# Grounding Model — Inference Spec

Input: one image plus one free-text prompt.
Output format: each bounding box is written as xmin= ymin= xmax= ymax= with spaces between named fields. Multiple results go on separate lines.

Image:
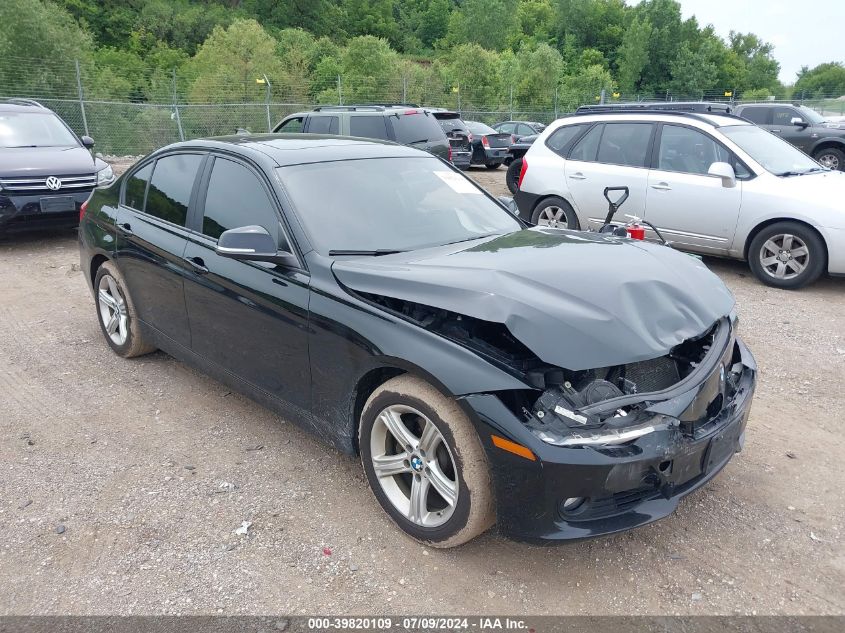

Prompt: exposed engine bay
xmin=359 ymin=292 xmax=740 ymax=443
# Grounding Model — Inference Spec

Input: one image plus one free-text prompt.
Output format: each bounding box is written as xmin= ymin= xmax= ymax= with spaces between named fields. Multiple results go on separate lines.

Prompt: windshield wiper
xmin=776 ymin=167 xmax=827 ymax=177
xmin=441 ymin=233 xmax=502 ymax=247
xmin=328 ymin=249 xmax=406 ymax=256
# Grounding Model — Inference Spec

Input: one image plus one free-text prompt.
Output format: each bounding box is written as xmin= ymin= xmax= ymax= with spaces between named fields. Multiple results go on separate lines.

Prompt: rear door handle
xmin=184 ymin=256 xmax=209 ymax=274
xmin=651 ymin=182 xmax=672 ymax=191
xmin=569 ymin=172 xmax=587 ymax=180
xmin=118 ymin=222 xmax=133 ymax=235
xmin=771 ymin=129 xmax=782 ymax=133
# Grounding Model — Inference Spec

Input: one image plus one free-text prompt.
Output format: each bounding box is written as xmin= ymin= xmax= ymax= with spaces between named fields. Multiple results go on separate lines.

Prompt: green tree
xmin=729 ymin=31 xmax=781 ymax=92
xmin=616 ymin=16 xmax=652 ymax=94
xmin=631 ymin=0 xmax=683 ymax=91
xmin=514 ymin=43 xmax=565 ymax=108
xmin=668 ymin=40 xmax=719 ymax=97
xmin=445 ymin=0 xmax=518 ymax=52
xmin=440 ymin=43 xmax=503 ymax=108
xmin=342 ymin=0 xmax=401 ymax=47
xmin=334 ymin=36 xmax=401 ymax=103
xmin=188 ymin=19 xmax=284 ymax=103
xmin=397 ymin=0 xmax=452 ymax=52
xmin=795 ymin=62 xmax=845 ymax=97
xmin=0 ymin=0 xmax=94 ymax=98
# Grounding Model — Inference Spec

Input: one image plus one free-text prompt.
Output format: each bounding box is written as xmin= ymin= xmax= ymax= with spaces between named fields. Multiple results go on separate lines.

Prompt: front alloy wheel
xmin=748 ymin=221 xmax=826 ymax=289
xmin=758 ymin=233 xmax=809 ymax=281
xmin=815 ymin=147 xmax=844 ymax=171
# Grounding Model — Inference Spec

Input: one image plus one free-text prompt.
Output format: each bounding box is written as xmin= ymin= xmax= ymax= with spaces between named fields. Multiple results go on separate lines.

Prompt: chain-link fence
xmin=3 ymin=56 xmax=844 ymax=156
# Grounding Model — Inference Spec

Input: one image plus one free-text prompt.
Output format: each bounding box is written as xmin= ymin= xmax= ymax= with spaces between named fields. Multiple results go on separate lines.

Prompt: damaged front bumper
xmin=461 ymin=338 xmax=756 ymax=542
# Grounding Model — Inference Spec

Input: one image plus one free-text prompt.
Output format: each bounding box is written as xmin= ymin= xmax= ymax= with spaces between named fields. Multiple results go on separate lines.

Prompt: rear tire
xmin=94 ymin=261 xmax=157 ymax=357
xmin=506 ymin=158 xmax=522 ymax=194
xmin=747 ymin=221 xmax=826 ymax=289
xmin=813 ymin=147 xmax=844 ymax=171
xmin=485 ymin=162 xmax=501 ymax=170
xmin=359 ymin=375 xmax=495 ymax=548
xmin=530 ymin=196 xmax=579 ymax=230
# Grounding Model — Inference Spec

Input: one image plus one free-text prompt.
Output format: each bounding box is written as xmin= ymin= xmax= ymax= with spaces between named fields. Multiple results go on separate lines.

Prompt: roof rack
xmin=350 ymin=103 xmax=421 ymax=108
xmin=577 ymin=101 xmax=733 ymax=114
xmin=570 ymin=102 xmax=748 ymax=125
xmin=312 ymin=105 xmax=385 ymax=112
xmin=3 ymin=98 xmax=45 ymax=108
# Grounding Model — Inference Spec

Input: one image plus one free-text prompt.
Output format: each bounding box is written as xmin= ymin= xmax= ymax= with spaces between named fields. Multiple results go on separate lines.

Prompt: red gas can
xmin=626 ymin=224 xmax=646 ymax=240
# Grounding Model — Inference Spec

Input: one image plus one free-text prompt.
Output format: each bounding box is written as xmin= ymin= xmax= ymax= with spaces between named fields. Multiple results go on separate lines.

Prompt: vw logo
xmin=410 ymin=456 xmax=423 ymax=472
xmin=45 ymin=176 xmax=62 ymax=191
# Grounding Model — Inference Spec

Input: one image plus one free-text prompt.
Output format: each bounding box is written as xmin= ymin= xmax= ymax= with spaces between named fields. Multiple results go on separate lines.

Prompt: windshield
xmin=466 ymin=121 xmax=497 ymax=135
xmin=0 ymin=112 xmax=79 ymax=148
xmin=277 ymin=157 xmax=521 ymax=254
xmin=720 ymin=125 xmax=822 ymax=175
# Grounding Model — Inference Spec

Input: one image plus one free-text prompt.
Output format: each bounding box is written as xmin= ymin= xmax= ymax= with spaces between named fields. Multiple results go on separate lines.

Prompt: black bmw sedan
xmin=79 ymin=134 xmax=756 ymax=546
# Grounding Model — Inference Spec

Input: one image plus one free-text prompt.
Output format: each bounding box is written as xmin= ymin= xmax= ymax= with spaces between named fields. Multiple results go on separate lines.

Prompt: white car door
xmin=643 ymin=124 xmax=744 ymax=255
xmin=564 ymin=122 xmax=653 ymax=229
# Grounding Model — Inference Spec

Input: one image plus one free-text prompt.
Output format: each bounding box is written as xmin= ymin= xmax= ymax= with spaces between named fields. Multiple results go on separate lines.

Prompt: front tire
xmin=506 ymin=158 xmax=522 ymax=194
xmin=94 ymin=261 xmax=157 ymax=357
xmin=530 ymin=196 xmax=579 ymax=229
xmin=814 ymin=147 xmax=845 ymax=171
xmin=747 ymin=221 xmax=826 ymax=289
xmin=359 ymin=375 xmax=495 ymax=548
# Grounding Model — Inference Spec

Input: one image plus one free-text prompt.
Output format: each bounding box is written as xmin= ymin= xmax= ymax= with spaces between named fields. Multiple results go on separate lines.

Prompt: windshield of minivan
xmin=0 ymin=112 xmax=79 ymax=148
xmin=277 ymin=157 xmax=520 ymax=254
xmin=720 ymin=125 xmax=822 ymax=175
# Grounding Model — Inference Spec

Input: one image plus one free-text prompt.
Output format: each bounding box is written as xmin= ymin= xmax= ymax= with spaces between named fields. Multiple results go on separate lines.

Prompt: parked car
xmin=0 ymin=99 xmax=114 ymax=237
xmin=493 ymin=120 xmax=546 ymax=139
xmin=431 ymin=110 xmax=472 ymax=170
xmin=505 ymin=134 xmax=538 ymax=193
xmin=464 ymin=121 xmax=512 ymax=169
xmin=79 ymin=133 xmax=755 ymax=546
xmin=515 ymin=105 xmax=845 ymax=289
xmin=272 ymin=104 xmax=452 ymax=163
xmin=734 ymin=102 xmax=845 ymax=171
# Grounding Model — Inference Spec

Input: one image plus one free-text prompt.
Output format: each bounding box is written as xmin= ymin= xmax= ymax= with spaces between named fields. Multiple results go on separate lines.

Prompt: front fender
xmin=809 ymin=137 xmax=845 ymax=154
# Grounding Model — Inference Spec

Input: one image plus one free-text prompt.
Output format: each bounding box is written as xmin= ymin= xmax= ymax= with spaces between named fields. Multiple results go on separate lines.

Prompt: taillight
xmin=518 ymin=158 xmax=528 ymax=189
xmin=481 ymin=135 xmax=490 ymax=148
xmin=448 ymin=144 xmax=452 ymax=162
xmin=79 ymin=198 xmax=89 ymax=221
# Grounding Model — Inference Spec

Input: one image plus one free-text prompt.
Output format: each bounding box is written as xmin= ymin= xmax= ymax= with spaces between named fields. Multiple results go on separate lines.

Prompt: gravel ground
xmin=0 ymin=164 xmax=843 ymax=616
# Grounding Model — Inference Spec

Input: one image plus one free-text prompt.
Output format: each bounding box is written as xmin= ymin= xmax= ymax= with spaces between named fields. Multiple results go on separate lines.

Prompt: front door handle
xmin=184 ymin=256 xmax=209 ymax=274
xmin=651 ymin=182 xmax=672 ymax=191
xmin=569 ymin=172 xmax=587 ymax=180
xmin=118 ymin=222 xmax=133 ymax=235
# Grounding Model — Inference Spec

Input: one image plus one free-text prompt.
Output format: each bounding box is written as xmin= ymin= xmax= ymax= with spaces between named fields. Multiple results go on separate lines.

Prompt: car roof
xmin=0 ymin=99 xmax=51 ymax=113
xmin=163 ymin=133 xmax=431 ymax=166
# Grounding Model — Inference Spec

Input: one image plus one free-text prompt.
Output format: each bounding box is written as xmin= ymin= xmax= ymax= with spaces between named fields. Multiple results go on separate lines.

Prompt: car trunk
xmin=484 ymin=133 xmax=512 ymax=148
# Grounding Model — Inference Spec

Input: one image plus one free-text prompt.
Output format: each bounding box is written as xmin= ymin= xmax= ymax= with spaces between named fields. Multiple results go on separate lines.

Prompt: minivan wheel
xmin=748 ymin=222 xmax=826 ymax=289
xmin=814 ymin=147 xmax=844 ymax=171
xmin=94 ymin=261 xmax=156 ymax=357
xmin=485 ymin=162 xmax=501 ymax=169
xmin=506 ymin=158 xmax=522 ymax=194
xmin=531 ymin=196 xmax=579 ymax=229
xmin=359 ymin=375 xmax=495 ymax=548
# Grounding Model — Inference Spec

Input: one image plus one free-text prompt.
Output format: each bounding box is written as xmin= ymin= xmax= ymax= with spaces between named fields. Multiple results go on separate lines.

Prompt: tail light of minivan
xmin=79 ymin=198 xmax=89 ymax=222
xmin=518 ymin=158 xmax=528 ymax=189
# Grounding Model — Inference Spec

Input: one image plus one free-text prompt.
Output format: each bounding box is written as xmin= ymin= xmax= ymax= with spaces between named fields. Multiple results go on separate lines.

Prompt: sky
xmin=631 ymin=0 xmax=845 ymax=84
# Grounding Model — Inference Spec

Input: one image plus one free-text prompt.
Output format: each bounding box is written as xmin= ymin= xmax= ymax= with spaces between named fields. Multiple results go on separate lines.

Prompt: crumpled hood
xmin=332 ymin=228 xmax=735 ymax=370
xmin=0 ymin=145 xmax=95 ymax=177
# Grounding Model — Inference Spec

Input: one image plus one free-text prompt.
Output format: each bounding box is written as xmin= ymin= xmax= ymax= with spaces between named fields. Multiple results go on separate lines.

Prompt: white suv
xmin=514 ymin=107 xmax=845 ymax=289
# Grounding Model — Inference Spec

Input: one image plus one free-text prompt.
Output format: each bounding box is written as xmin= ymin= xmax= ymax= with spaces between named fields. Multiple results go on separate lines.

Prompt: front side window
xmin=657 ymin=125 xmax=730 ymax=175
xmin=201 ymin=158 xmax=279 ymax=242
xmin=596 ymin=123 xmax=653 ymax=168
xmin=145 ymin=154 xmax=203 ymax=226
xmin=307 ymin=116 xmax=339 ymax=134
xmin=546 ymin=124 xmax=586 ymax=156
xmin=349 ymin=115 xmax=389 ymax=140
xmin=772 ymin=107 xmax=800 ymax=126
xmin=720 ymin=125 xmax=821 ymax=175
xmin=277 ymin=157 xmax=521 ymax=254
xmin=124 ymin=163 xmax=152 ymax=210
xmin=0 ymin=112 xmax=79 ymax=148
xmin=276 ymin=116 xmax=303 ymax=133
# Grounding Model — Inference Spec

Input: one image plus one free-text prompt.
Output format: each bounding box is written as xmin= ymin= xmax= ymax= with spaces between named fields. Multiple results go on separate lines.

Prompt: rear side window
xmin=568 ymin=124 xmax=603 ymax=162
xmin=201 ymin=158 xmax=279 ymax=242
xmin=740 ymin=107 xmax=768 ymax=125
xmin=145 ymin=154 xmax=203 ymax=226
xmin=124 ymin=163 xmax=152 ymax=210
xmin=596 ymin=123 xmax=653 ymax=168
xmin=307 ymin=116 xmax=339 ymax=134
xmin=546 ymin=124 xmax=586 ymax=156
xmin=391 ymin=112 xmax=444 ymax=144
xmin=349 ymin=115 xmax=389 ymax=140
xmin=497 ymin=122 xmax=516 ymax=133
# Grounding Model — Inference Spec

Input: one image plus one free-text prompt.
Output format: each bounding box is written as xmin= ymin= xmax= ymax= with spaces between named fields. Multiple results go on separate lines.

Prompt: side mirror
xmin=708 ymin=162 xmax=737 ymax=188
xmin=497 ymin=195 xmax=520 ymax=216
xmin=80 ymin=135 xmax=95 ymax=149
xmin=215 ymin=225 xmax=297 ymax=266
xmin=790 ymin=117 xmax=808 ymax=128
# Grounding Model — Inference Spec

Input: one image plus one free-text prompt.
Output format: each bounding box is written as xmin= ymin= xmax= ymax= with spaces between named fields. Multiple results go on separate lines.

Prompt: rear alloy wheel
xmin=748 ymin=221 xmax=826 ymax=289
xmin=359 ymin=375 xmax=495 ymax=547
xmin=94 ymin=261 xmax=157 ymax=357
xmin=814 ymin=147 xmax=844 ymax=171
xmin=531 ymin=196 xmax=579 ymax=229
xmin=506 ymin=158 xmax=522 ymax=194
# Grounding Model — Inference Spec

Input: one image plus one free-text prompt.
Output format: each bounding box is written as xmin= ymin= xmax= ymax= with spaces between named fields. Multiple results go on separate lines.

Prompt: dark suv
xmin=734 ymin=103 xmax=845 ymax=171
xmin=0 ymin=99 xmax=114 ymax=237
xmin=273 ymin=105 xmax=452 ymax=163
